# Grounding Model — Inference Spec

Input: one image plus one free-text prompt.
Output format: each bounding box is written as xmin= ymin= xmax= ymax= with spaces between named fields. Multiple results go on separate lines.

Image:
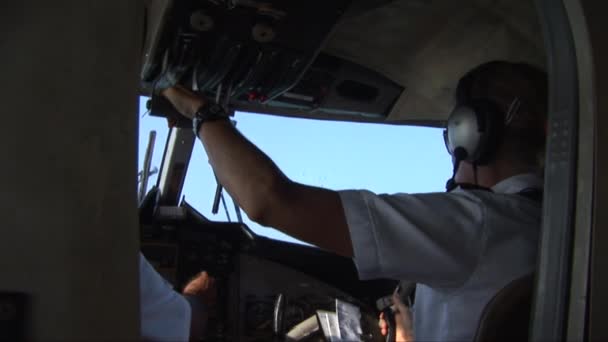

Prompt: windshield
xmin=138 ymin=97 xmax=452 ymax=244
xmin=181 ymin=112 xmax=452 ymax=244
xmin=138 ymin=97 xmax=168 ymax=197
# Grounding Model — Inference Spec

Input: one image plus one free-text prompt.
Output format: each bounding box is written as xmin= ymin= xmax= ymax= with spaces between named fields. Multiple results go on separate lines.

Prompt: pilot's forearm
xmin=197 ymin=119 xmax=353 ymax=257
xmin=161 ymin=86 xmax=286 ymax=223
xmin=197 ymin=119 xmax=290 ymax=225
xmin=161 ymin=87 xmax=353 ymax=257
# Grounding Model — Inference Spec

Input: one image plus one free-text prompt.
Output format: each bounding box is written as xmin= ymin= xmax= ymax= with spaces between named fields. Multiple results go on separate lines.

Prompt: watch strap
xmin=192 ymin=103 xmax=229 ymax=136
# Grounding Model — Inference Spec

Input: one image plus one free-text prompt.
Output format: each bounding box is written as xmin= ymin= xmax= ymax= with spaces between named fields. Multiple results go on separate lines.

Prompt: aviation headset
xmin=443 ymin=85 xmax=522 ymax=191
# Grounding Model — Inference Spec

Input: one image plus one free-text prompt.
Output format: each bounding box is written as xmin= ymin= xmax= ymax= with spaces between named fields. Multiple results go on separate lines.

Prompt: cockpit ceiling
xmin=143 ymin=0 xmax=545 ymax=127
xmin=323 ymin=0 xmax=545 ymax=124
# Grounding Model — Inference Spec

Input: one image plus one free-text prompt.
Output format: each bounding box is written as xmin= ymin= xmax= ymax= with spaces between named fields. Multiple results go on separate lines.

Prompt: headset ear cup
xmin=445 ymin=106 xmax=482 ymax=161
xmin=469 ymin=100 xmax=505 ymax=165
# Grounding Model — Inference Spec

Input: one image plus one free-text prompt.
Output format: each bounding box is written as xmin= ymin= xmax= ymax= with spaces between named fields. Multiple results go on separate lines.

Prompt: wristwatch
xmin=192 ymin=102 xmax=229 ymax=136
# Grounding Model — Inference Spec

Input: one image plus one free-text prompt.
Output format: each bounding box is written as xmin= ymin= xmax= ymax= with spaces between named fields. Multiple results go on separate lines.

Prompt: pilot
xmin=159 ymin=61 xmax=547 ymax=341
xmin=140 ymin=253 xmax=216 ymax=341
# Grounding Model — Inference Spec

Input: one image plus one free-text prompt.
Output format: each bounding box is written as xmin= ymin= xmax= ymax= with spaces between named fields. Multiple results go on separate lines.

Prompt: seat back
xmin=474 ymin=273 xmax=535 ymax=342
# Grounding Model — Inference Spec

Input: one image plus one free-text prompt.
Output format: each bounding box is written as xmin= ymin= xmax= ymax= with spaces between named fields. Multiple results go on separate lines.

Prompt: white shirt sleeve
xmin=139 ymin=253 xmax=191 ymax=341
xmin=339 ymin=189 xmax=485 ymax=288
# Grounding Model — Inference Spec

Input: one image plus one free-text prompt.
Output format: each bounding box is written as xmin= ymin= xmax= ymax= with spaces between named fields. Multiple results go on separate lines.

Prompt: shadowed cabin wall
xmin=0 ymin=1 xmax=143 ymax=339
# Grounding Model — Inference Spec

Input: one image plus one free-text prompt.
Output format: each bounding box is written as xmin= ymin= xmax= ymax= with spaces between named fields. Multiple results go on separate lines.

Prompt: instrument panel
xmin=140 ymin=201 xmax=395 ymax=341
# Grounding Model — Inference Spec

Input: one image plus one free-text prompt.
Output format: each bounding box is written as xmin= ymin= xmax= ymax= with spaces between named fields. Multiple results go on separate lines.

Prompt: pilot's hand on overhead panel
xmin=378 ymin=292 xmax=414 ymax=342
xmin=162 ymin=86 xmax=207 ymax=120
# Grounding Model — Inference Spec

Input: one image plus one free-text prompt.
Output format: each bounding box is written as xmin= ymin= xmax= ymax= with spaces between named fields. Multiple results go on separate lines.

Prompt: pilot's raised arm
xmin=160 ymin=61 xmax=547 ymax=341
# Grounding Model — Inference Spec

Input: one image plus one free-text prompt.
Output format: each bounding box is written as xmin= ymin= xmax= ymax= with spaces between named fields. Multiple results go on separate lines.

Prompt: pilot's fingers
xmin=378 ymin=311 xmax=388 ymax=336
xmin=391 ymin=293 xmax=414 ymax=340
xmin=161 ymin=86 xmax=204 ymax=119
xmin=378 ymin=311 xmax=385 ymax=328
xmin=183 ymin=271 xmax=216 ymax=298
xmin=201 ymin=271 xmax=216 ymax=288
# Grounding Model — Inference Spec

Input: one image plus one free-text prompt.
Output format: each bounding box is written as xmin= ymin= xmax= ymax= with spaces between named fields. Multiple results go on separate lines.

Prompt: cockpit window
xmin=138 ymin=97 xmax=169 ymax=197
xmin=138 ymin=97 xmax=451 ymax=244
xmin=181 ymin=111 xmax=452 ymax=244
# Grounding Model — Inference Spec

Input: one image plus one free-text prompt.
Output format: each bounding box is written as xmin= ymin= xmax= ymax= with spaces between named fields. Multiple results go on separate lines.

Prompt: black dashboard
xmin=140 ymin=194 xmax=396 ymax=341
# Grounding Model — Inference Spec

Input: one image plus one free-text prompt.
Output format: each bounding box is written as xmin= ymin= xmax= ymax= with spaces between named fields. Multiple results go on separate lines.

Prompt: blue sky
xmin=137 ymin=97 xmax=452 ymax=244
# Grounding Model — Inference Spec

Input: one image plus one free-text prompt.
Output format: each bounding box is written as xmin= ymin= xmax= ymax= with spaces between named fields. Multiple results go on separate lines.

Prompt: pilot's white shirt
xmin=139 ymin=253 xmax=191 ymax=341
xmin=340 ymin=173 xmax=543 ymax=341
